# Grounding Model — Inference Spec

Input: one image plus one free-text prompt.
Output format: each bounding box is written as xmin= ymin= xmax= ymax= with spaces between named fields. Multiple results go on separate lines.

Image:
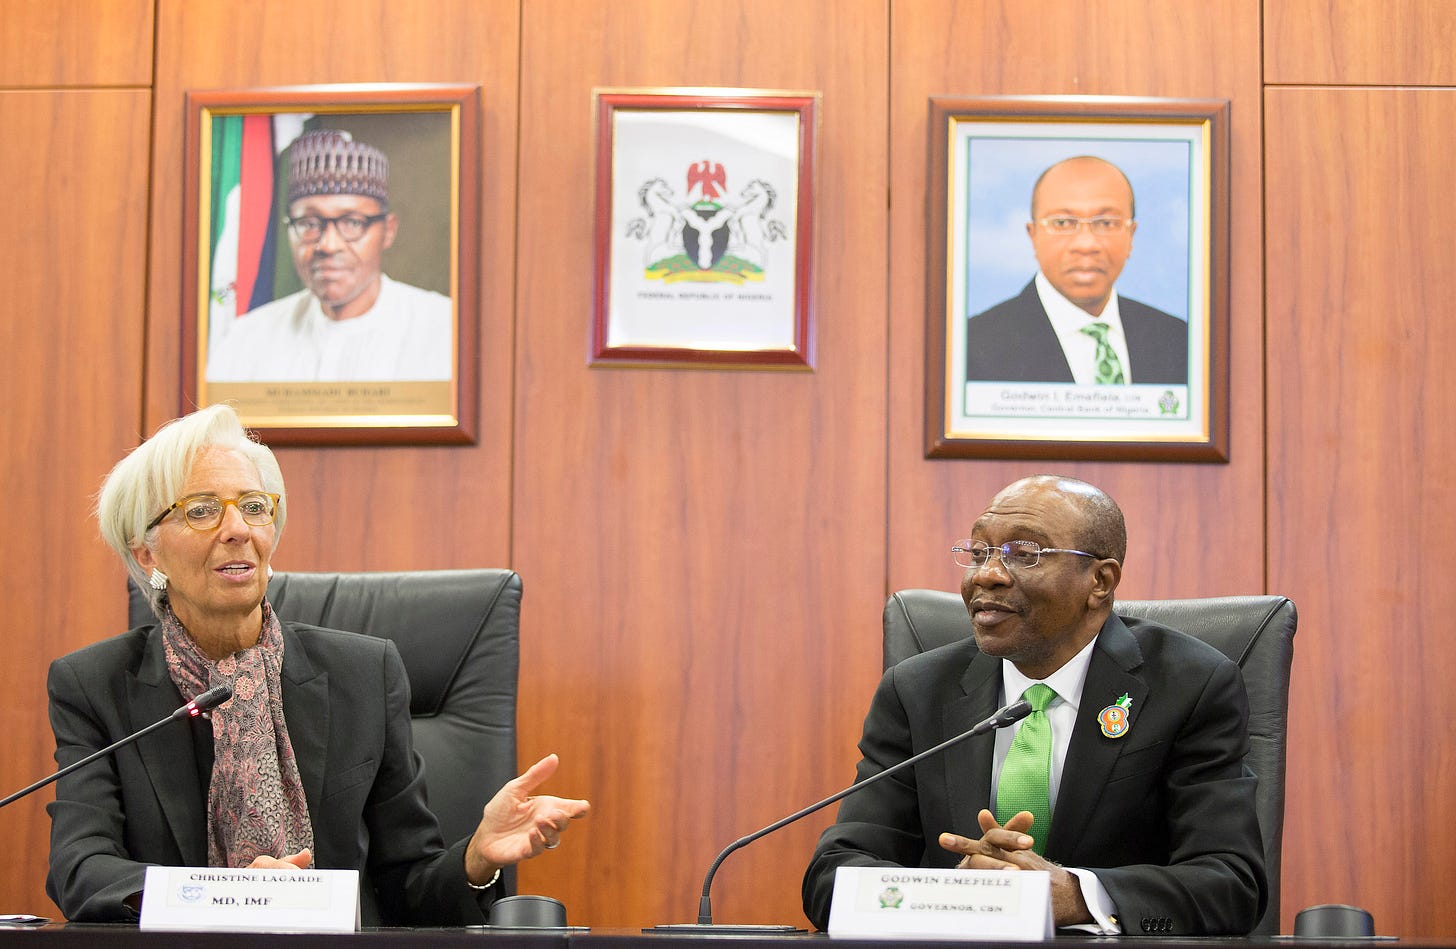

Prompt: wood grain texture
xmin=886 ymin=0 xmax=1266 ymax=602
xmin=511 ymin=0 xmax=889 ymax=928
xmin=13 ymin=0 xmax=1456 ymax=936
xmin=1267 ymin=87 xmax=1456 ymax=937
xmin=146 ymin=0 xmax=520 ymax=571
xmin=1267 ymin=0 xmax=1456 ymax=85
xmin=0 ymin=0 xmax=153 ymax=87
xmin=0 ymin=87 xmax=152 ymax=918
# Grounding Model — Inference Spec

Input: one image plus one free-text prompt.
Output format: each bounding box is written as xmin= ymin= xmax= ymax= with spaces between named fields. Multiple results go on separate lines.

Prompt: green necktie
xmin=995 ymin=683 xmax=1057 ymax=855
xmin=1079 ymin=321 xmax=1126 ymax=384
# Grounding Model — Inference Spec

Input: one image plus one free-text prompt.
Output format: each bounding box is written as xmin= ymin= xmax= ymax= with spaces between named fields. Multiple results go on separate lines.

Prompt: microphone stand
xmin=649 ymin=698 xmax=1033 ymax=934
xmin=0 ymin=684 xmax=234 ymax=923
xmin=0 ymin=684 xmax=233 ymax=810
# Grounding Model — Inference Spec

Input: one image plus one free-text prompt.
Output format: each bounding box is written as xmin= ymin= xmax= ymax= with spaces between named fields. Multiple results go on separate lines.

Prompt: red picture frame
xmin=591 ymin=88 xmax=817 ymax=370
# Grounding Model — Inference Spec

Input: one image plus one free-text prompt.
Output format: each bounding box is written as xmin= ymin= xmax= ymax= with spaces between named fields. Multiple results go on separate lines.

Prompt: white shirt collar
xmin=1000 ymin=632 xmax=1098 ymax=713
xmin=1033 ymin=272 xmax=1133 ymax=385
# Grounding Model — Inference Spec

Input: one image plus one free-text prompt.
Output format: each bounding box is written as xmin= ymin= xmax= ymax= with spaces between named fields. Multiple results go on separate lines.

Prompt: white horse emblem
xmin=624 ymin=168 xmax=789 ymax=281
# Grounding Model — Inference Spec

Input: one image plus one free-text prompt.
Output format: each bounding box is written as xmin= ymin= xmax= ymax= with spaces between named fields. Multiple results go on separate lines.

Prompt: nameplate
xmin=827 ymin=866 xmax=1053 ymax=941
xmin=139 ymin=866 xmax=359 ymax=933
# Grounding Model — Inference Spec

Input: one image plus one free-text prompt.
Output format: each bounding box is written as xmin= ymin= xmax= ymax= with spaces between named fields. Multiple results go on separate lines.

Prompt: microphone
xmin=649 ymin=697 xmax=1034 ymax=933
xmin=0 ymin=684 xmax=233 ymax=810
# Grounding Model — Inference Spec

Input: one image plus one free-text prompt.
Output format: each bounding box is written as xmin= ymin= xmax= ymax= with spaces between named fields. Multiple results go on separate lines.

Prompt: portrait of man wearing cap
xmin=207 ymin=129 xmax=453 ymax=383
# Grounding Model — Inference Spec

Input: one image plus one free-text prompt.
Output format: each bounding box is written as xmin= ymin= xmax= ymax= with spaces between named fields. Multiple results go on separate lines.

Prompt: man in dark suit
xmin=965 ymin=157 xmax=1189 ymax=385
xmin=803 ymin=476 xmax=1265 ymax=934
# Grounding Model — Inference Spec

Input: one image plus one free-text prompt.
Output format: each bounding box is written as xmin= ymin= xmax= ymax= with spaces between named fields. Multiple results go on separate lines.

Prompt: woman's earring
xmin=148 ymin=570 xmax=169 ymax=592
xmin=266 ymin=565 xmax=274 ymax=579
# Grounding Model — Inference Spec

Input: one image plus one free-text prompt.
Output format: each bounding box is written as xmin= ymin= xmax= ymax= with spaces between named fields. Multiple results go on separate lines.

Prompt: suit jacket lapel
xmin=943 ymin=650 xmax=1002 ymax=836
xmin=279 ymin=625 xmax=329 ymax=842
xmin=1021 ymin=281 xmax=1077 ymax=382
xmin=1048 ymin=614 xmax=1148 ymax=858
xmin=127 ymin=630 xmax=206 ymax=865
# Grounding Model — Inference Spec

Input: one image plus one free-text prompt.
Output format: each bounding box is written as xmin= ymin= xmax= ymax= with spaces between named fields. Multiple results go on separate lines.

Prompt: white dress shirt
xmin=207 ymin=275 xmax=453 ymax=383
xmin=1034 ymin=272 xmax=1135 ymax=384
xmin=992 ymin=637 xmax=1122 ymax=934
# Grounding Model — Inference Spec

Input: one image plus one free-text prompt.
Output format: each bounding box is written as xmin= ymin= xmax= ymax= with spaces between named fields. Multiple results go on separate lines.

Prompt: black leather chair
xmin=129 ymin=568 xmax=521 ymax=893
xmin=882 ymin=591 xmax=1296 ymax=937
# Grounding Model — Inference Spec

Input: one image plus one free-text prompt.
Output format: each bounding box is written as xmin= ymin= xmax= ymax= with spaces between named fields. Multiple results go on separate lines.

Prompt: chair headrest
xmin=127 ymin=569 xmax=521 ymax=716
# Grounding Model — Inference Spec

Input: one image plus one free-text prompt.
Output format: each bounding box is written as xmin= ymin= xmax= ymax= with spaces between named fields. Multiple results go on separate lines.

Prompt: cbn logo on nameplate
xmin=140 ymin=866 xmax=360 ymax=933
xmin=827 ymin=867 xmax=1053 ymax=940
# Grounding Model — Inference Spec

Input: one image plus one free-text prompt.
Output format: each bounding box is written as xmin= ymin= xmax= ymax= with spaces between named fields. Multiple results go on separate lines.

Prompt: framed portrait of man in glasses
xmin=181 ymin=84 xmax=480 ymax=444
xmin=925 ymin=96 xmax=1230 ymax=462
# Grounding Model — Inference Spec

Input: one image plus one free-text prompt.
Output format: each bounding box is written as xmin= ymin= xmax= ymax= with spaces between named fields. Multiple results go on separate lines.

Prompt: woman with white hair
xmin=46 ymin=404 xmax=589 ymax=923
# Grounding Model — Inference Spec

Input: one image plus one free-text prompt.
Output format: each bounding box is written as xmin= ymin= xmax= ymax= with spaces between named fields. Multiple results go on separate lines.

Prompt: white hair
xmin=96 ymin=405 xmax=286 ymax=619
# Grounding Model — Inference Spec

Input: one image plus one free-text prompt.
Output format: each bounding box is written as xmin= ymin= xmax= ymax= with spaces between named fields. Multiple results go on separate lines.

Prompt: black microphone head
xmin=995 ymin=699 xmax=1033 ymax=726
xmin=190 ymin=684 xmax=233 ymax=714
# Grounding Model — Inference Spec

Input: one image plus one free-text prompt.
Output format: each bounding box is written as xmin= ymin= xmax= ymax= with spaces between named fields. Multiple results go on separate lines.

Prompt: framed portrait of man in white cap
xmin=182 ymin=84 xmax=480 ymax=444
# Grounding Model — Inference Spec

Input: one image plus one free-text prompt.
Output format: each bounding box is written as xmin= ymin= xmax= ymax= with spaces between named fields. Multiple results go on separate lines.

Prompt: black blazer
xmin=966 ymin=280 xmax=1190 ymax=384
xmin=803 ymin=614 xmax=1267 ymax=935
xmin=45 ymin=621 xmax=495 ymax=925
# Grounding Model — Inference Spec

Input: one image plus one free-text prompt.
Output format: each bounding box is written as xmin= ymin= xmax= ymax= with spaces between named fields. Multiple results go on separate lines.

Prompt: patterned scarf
xmin=161 ymin=601 xmax=315 ymax=868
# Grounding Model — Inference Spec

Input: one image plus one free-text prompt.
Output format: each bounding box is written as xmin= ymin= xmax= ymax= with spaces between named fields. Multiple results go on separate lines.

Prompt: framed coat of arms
xmin=591 ymin=88 xmax=818 ymax=370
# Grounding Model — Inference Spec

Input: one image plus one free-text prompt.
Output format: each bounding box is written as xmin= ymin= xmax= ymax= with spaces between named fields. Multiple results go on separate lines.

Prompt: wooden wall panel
xmin=512 ymin=0 xmax=889 ymax=928
xmin=887 ymin=3 xmax=1266 ymax=599
xmin=1267 ymin=87 xmax=1456 ymax=937
xmin=146 ymin=0 xmax=520 ymax=572
xmin=1267 ymin=0 xmax=1456 ymax=85
xmin=9 ymin=0 xmax=1452 ymax=936
xmin=0 ymin=0 xmax=153 ymax=87
xmin=0 ymin=87 xmax=152 ymax=917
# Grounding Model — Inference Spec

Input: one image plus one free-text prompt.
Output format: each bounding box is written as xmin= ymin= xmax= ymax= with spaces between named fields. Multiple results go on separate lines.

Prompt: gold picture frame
xmin=182 ymin=83 xmax=480 ymax=444
xmin=927 ymin=95 xmax=1230 ymax=462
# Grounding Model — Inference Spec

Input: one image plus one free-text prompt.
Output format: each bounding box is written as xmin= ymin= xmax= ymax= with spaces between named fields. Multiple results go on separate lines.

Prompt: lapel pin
xmin=1098 ymin=693 xmax=1133 ymax=738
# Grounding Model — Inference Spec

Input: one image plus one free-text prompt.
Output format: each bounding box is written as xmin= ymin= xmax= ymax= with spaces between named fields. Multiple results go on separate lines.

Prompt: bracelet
xmin=466 ymin=867 xmax=501 ymax=891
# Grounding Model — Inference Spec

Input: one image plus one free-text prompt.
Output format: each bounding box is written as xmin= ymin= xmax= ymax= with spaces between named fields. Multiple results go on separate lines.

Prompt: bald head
xmin=1030 ymin=156 xmax=1136 ymax=221
xmin=990 ymin=475 xmax=1127 ymax=564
